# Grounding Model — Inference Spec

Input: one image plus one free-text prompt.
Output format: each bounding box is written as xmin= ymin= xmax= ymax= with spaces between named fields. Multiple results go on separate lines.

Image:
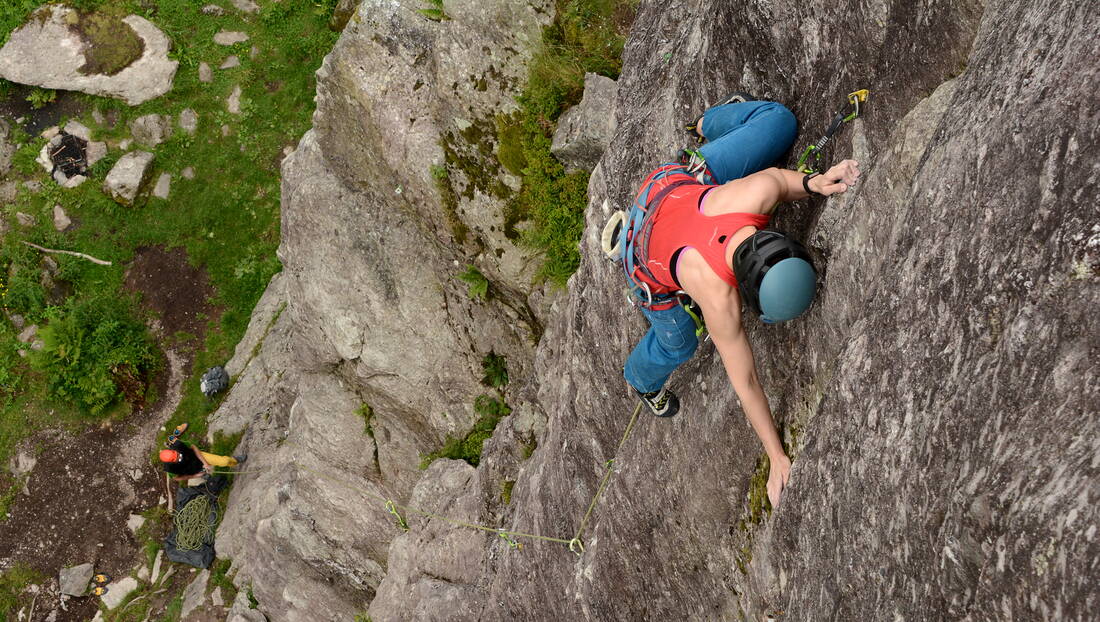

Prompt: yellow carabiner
xmin=847 ymin=89 xmax=870 ymax=117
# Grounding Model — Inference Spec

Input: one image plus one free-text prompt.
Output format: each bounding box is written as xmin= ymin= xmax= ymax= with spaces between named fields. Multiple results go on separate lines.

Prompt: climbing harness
xmin=212 ymin=403 xmax=645 ymax=556
xmin=795 ymin=89 xmax=870 ymax=174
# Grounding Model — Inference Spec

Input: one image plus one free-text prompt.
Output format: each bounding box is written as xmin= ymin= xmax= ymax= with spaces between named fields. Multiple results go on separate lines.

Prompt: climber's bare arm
xmin=706 ymin=159 xmax=861 ymax=214
xmin=678 ymin=260 xmax=791 ymax=507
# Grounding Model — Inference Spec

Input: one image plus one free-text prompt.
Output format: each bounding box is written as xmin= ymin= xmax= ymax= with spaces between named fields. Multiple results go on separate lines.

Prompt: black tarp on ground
xmin=163 ymin=475 xmax=227 ymax=569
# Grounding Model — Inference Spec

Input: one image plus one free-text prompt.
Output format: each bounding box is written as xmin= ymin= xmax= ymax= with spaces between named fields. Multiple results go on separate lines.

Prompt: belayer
xmin=159 ymin=439 xmax=246 ymax=484
xmin=617 ymin=93 xmax=860 ymax=507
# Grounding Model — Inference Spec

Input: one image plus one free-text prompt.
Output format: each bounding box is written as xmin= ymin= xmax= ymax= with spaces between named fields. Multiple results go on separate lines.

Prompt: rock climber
xmin=159 ymin=439 xmax=245 ymax=483
xmin=620 ymin=93 xmax=860 ymax=507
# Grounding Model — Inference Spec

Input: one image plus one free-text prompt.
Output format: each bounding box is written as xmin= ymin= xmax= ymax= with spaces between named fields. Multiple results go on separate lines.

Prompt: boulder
xmin=58 ymin=563 xmax=94 ymax=597
xmin=214 ymin=31 xmax=249 ymax=46
xmin=0 ymin=6 xmax=177 ymax=105
xmin=103 ymin=151 xmax=155 ymax=206
xmin=129 ymin=114 xmax=171 ymax=147
xmin=549 ymin=73 xmax=617 ymax=173
xmin=180 ymin=569 xmax=209 ymax=619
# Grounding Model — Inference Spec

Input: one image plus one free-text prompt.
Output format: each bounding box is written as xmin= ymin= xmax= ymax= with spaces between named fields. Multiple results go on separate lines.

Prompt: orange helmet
xmin=159 ymin=449 xmax=181 ymax=462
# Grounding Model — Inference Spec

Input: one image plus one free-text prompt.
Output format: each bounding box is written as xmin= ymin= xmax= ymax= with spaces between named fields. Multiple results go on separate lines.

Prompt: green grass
xmin=457 ymin=264 xmax=489 ymax=301
xmin=0 ymin=0 xmax=337 ymax=481
xmin=0 ymin=563 xmax=41 ymax=622
xmin=498 ymin=0 xmax=633 ymax=285
xmin=420 ymin=394 xmax=512 ymax=469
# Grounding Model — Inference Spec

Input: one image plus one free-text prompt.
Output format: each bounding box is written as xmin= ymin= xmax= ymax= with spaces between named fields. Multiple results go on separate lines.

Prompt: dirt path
xmin=0 ymin=246 xmax=215 ymax=621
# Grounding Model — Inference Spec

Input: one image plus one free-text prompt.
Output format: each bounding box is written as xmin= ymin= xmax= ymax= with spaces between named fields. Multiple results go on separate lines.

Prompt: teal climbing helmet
xmin=733 ymin=230 xmax=817 ymax=323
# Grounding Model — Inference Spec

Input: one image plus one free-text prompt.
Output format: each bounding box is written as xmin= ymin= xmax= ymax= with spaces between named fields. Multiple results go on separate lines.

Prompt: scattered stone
xmin=41 ymin=126 xmax=60 ymax=140
xmin=227 ymin=589 xmax=268 ymax=622
xmin=211 ymin=586 xmax=224 ymax=607
xmin=91 ymin=612 xmax=103 ymax=622
xmin=8 ymin=314 xmax=25 ymax=331
xmin=16 ymin=212 xmax=36 ymax=227
xmin=181 ymin=166 xmax=195 ymax=179
xmin=36 ymin=143 xmax=53 ymax=174
xmin=199 ymin=62 xmax=213 ymax=83
xmin=119 ymin=138 xmax=133 ymax=151
xmin=129 ymin=114 xmax=172 ymax=147
xmin=0 ymin=6 xmax=178 ymax=105
xmin=100 ymin=576 xmax=139 ymax=610
xmin=0 ymin=180 xmax=18 ymax=204
xmin=92 ymin=108 xmax=106 ymax=125
xmin=17 ymin=325 xmax=37 ymax=344
xmin=250 ymin=45 xmax=259 ymax=60
xmin=221 ymin=124 xmax=230 ymax=137
xmin=151 ymin=550 xmax=163 ymax=583
xmin=55 ymin=170 xmax=88 ymax=189
xmin=86 ymin=141 xmax=107 ymax=166
xmin=153 ymin=173 xmax=171 ymax=199
xmin=0 ymin=119 xmax=13 ymax=177
xmin=179 ymin=108 xmax=198 ymax=134
xmin=137 ymin=565 xmax=150 ymax=581
xmin=227 ymin=85 xmax=242 ymax=114
xmin=62 ymin=120 xmax=92 ymax=141
xmin=53 ymin=205 xmax=71 ymax=231
xmin=127 ymin=513 xmax=146 ymax=534
xmin=23 ymin=180 xmax=42 ymax=192
xmin=59 ymin=563 xmax=94 ymax=597
xmin=220 ymin=55 xmax=240 ymax=69
xmin=104 ymin=151 xmax=155 ymax=207
xmin=201 ymin=4 xmax=226 ymax=15
xmin=180 ymin=569 xmax=210 ymax=619
xmin=214 ymin=31 xmax=249 ymax=46
xmin=231 ymin=0 xmax=260 ymax=13
xmin=29 ymin=339 xmax=43 ymax=351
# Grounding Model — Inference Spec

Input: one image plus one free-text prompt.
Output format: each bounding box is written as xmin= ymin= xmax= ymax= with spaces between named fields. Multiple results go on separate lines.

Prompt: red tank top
xmin=638 ymin=167 xmax=771 ymax=291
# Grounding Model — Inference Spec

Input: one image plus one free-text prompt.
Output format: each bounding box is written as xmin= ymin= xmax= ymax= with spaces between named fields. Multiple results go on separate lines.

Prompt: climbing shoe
xmin=92 ymin=573 xmax=111 ymax=585
xmin=636 ymin=387 xmax=680 ymax=418
xmin=684 ymin=91 xmax=758 ymax=142
xmin=165 ymin=422 xmax=188 ymax=447
xmin=92 ymin=585 xmax=109 ymax=597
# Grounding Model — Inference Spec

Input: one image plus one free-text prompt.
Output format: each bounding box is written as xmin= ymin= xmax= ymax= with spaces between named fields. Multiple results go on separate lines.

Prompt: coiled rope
xmin=174 ymin=495 xmax=216 ymax=551
xmin=215 ymin=402 xmax=644 ymax=555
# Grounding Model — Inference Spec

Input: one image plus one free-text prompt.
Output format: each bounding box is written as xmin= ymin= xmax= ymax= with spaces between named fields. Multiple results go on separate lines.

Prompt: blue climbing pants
xmin=623 ymin=99 xmax=797 ymax=394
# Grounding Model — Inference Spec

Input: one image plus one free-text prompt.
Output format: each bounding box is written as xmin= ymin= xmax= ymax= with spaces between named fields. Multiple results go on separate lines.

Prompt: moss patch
xmin=73 ymin=10 xmax=144 ymax=76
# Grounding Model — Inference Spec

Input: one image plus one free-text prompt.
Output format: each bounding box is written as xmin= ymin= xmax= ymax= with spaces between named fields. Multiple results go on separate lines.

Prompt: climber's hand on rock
xmin=767 ymin=453 xmax=791 ymax=509
xmin=814 ymin=159 xmax=860 ymax=195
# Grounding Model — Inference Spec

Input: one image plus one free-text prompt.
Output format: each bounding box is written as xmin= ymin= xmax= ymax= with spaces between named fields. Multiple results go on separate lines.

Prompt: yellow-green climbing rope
xmin=175 ymin=495 xmax=215 ymax=551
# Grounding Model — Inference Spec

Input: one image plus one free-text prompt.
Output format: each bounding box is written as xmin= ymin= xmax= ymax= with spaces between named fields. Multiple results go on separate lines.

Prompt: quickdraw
xmin=795 ymin=89 xmax=870 ymax=174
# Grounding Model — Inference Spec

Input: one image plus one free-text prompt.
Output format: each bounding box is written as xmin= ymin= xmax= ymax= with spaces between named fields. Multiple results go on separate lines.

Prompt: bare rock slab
xmin=104 ymin=151 xmax=155 ymax=206
xmin=180 ymin=569 xmax=210 ymax=619
xmin=0 ymin=6 xmax=177 ymax=105
xmin=100 ymin=576 xmax=138 ymax=609
xmin=214 ymin=31 xmax=249 ymax=46
xmin=59 ymin=563 xmax=94 ymax=596
xmin=227 ymin=588 xmax=268 ymax=622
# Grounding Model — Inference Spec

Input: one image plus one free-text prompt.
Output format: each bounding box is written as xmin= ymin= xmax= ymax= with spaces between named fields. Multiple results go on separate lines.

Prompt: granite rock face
xmin=0 ymin=6 xmax=177 ymax=105
xmin=550 ymin=73 xmax=617 ymax=173
xmin=215 ymin=0 xmax=1099 ymax=620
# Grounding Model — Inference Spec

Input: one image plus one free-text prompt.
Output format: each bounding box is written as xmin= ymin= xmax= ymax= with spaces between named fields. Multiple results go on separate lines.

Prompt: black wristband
xmin=803 ymin=173 xmax=822 ymax=196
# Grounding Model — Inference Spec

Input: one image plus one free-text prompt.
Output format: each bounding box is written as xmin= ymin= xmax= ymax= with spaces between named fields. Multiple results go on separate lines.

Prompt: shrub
xmin=457 ymin=265 xmax=489 ymax=301
xmin=31 ymin=294 xmax=159 ymax=415
xmin=481 ymin=351 xmax=508 ymax=388
xmin=419 ymin=0 xmax=449 ymax=21
xmin=25 ymin=87 xmax=55 ymax=109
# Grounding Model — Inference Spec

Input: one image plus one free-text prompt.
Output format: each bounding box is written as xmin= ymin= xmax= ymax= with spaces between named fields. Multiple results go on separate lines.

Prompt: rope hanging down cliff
xmin=214 ymin=402 xmax=644 ymax=555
